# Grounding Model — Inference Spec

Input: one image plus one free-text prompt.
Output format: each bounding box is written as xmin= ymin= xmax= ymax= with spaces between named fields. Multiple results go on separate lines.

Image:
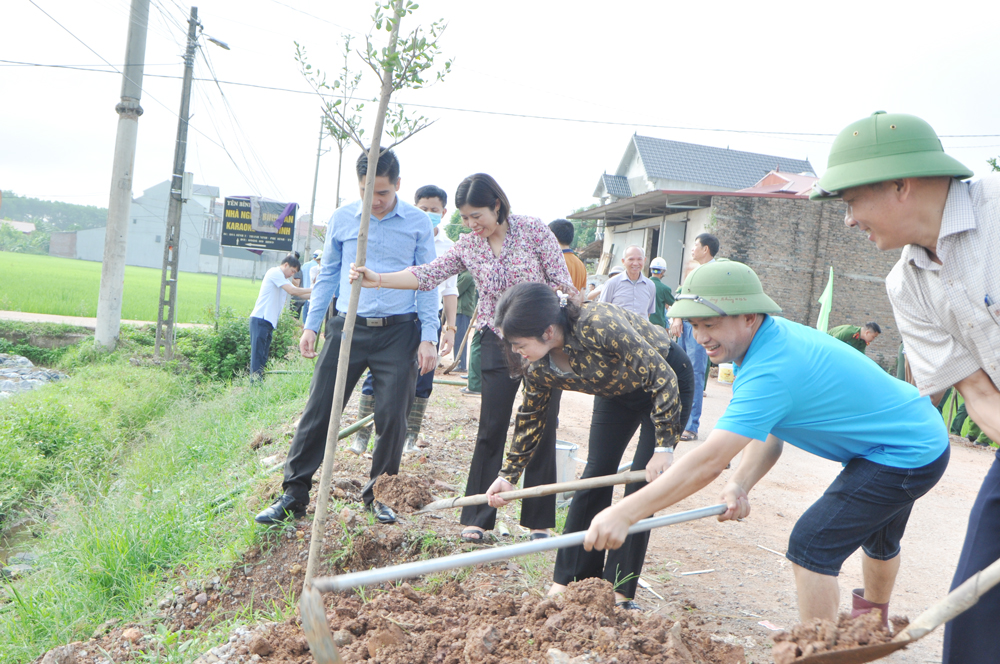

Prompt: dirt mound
xmin=373 ymin=473 xmax=433 ymax=513
xmin=771 ymin=611 xmax=910 ymax=663
xmin=254 ymin=577 xmax=746 ymax=664
xmin=345 ymin=526 xmax=408 ymax=569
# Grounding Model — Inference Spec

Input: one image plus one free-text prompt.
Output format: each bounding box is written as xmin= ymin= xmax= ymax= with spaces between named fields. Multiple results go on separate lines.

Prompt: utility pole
xmin=304 ymin=116 xmax=326 ymax=257
xmin=155 ymin=6 xmax=199 ymax=360
xmin=95 ymin=0 xmax=150 ymax=350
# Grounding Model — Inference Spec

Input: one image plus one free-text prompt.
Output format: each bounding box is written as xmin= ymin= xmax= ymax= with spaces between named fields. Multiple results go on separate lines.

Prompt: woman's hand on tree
xmin=348 ymin=263 xmax=380 ymax=288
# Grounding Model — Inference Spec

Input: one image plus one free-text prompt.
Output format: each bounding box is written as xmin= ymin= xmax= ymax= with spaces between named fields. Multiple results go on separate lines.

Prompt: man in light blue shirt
xmin=257 ymin=148 xmax=437 ymax=526
xmin=584 ymin=260 xmax=949 ymax=629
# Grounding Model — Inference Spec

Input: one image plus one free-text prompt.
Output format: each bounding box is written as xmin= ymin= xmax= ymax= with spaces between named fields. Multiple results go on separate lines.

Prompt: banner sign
xmin=221 ymin=197 xmax=296 ymax=251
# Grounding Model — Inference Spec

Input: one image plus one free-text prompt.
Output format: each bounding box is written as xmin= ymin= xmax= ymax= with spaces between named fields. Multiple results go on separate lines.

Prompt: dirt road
xmin=553 ymin=376 xmax=989 ymax=663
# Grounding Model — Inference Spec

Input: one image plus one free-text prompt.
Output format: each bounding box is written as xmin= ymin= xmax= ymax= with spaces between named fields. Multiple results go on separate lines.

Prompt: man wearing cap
xmin=582 ymin=259 xmax=950 ymax=626
xmin=812 ymin=111 xmax=1000 ymax=663
xmin=648 ymin=257 xmax=676 ymax=328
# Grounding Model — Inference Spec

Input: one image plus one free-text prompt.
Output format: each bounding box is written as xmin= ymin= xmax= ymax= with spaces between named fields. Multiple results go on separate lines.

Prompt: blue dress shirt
xmin=304 ymin=198 xmax=438 ymax=342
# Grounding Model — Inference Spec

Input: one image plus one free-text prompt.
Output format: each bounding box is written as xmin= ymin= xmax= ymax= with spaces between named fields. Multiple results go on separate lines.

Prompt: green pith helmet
xmin=669 ymin=260 xmax=782 ymax=318
xmin=811 ymin=111 xmax=973 ymax=200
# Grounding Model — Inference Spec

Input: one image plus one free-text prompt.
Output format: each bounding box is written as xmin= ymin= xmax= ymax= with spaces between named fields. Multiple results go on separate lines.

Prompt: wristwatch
xmin=445 ymin=324 xmax=458 ymax=332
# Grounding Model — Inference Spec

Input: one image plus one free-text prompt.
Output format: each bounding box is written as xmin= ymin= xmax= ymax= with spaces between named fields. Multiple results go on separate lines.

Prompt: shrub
xmin=176 ymin=307 xmax=300 ymax=381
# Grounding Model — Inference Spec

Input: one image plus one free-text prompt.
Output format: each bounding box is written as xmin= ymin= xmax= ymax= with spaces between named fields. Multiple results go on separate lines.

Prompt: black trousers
xmin=461 ymin=328 xmax=561 ymax=531
xmin=554 ymin=342 xmax=693 ymax=601
xmin=283 ymin=315 xmax=418 ymax=507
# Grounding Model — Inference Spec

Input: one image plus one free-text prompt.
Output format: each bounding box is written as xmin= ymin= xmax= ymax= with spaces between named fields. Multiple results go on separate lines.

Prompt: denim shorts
xmin=786 ymin=446 xmax=950 ymax=576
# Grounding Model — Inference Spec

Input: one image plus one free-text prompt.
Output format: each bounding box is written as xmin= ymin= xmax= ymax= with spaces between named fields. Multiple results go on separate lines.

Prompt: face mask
xmin=427 ymin=212 xmax=442 ymax=226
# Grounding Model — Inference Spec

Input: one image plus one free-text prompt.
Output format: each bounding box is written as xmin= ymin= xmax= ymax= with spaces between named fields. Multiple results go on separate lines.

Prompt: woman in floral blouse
xmin=350 ymin=173 xmax=576 ymax=541
xmin=484 ymin=282 xmax=692 ymax=609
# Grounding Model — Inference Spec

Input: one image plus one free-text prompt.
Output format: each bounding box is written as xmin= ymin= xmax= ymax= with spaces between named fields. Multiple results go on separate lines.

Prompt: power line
xmin=264 ymin=0 xmax=362 ymax=35
xmin=7 ymin=55 xmax=1000 ymax=143
xmin=20 ymin=5 xmax=289 ymax=198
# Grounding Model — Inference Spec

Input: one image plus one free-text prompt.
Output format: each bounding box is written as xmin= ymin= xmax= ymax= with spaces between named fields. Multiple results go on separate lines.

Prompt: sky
xmin=3 ymin=0 xmax=999 ymax=228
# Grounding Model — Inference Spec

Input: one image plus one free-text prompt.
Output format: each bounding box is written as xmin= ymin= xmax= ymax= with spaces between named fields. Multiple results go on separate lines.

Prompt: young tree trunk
xmin=305 ymin=0 xmax=405 ymax=586
xmin=335 ymin=143 xmax=344 ymax=211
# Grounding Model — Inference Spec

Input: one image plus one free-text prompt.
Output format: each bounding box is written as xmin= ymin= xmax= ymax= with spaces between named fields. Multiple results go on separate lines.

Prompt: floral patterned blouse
xmin=500 ymin=302 xmax=682 ymax=484
xmin=407 ymin=215 xmax=576 ymax=333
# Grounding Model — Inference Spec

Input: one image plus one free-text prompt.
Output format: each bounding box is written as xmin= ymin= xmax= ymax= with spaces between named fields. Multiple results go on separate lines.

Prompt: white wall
xmin=683 ymin=207 xmax=713 ymax=252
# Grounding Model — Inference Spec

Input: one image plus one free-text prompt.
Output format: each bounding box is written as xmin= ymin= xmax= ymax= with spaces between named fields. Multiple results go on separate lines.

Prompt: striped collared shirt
xmin=886 ymin=175 xmax=1000 ymax=395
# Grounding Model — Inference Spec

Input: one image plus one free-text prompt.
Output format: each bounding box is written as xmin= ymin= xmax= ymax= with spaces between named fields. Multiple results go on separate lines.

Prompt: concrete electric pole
xmin=154 ymin=6 xmax=199 ymax=360
xmin=94 ymin=0 xmax=150 ymax=350
xmin=303 ymin=116 xmax=327 ymax=257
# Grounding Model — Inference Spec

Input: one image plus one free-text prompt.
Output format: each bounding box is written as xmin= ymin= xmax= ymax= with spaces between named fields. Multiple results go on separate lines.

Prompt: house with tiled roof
xmin=573 ymin=139 xmax=904 ymax=370
xmin=594 ymin=135 xmax=815 ymax=202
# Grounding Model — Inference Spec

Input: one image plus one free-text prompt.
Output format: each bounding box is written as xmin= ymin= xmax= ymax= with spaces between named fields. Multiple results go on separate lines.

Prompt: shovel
xmin=299 ymin=503 xmax=727 ymax=663
xmin=795 ymin=555 xmax=1000 ymax=664
xmin=416 ymin=469 xmax=646 ymax=513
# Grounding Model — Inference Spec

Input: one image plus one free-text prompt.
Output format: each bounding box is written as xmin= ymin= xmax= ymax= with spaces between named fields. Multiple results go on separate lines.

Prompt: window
xmin=155 ymin=235 xmax=162 ymax=243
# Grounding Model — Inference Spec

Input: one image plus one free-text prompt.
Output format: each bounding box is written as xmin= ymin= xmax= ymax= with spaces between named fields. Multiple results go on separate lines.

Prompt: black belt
xmin=338 ymin=312 xmax=419 ymax=327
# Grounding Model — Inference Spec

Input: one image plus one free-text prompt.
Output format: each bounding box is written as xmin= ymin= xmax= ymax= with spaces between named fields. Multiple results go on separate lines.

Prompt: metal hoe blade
xmin=299 ymin=585 xmax=343 ymax=664
xmin=795 ymin=555 xmax=1000 ymax=664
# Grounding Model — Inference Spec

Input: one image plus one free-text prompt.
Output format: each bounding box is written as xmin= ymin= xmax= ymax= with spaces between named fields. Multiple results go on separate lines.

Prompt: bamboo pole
xmin=304 ymin=3 xmax=404 ymax=586
xmin=416 ymin=469 xmax=646 ymax=513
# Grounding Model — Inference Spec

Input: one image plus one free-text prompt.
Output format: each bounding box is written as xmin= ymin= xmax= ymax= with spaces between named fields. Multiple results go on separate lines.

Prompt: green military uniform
xmin=457 ymin=270 xmax=478 ymax=318
xmin=457 ymin=271 xmax=482 ymax=394
xmin=648 ymin=279 xmax=675 ymax=328
xmin=828 ymin=325 xmax=868 ymax=353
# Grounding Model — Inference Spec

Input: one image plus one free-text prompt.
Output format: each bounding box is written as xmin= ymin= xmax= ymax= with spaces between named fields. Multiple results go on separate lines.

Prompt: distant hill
xmin=1 ymin=191 xmax=108 ymax=231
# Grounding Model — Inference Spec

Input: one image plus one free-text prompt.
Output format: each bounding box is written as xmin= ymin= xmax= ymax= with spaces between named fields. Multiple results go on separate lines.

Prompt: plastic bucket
xmin=555 ymin=440 xmax=582 ymax=502
xmin=717 ymin=363 xmax=735 ymax=384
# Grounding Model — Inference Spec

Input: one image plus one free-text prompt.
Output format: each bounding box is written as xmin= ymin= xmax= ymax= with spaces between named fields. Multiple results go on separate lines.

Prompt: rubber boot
xmin=350 ymin=394 xmax=375 ymax=455
xmin=851 ymin=588 xmax=889 ymax=629
xmin=402 ymin=396 xmax=429 ymax=454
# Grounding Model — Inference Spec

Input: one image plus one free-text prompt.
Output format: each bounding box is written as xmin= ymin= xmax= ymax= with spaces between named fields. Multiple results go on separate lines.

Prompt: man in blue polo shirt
xmin=256 ymin=148 xmax=438 ymax=526
xmin=583 ymin=260 xmax=949 ymax=626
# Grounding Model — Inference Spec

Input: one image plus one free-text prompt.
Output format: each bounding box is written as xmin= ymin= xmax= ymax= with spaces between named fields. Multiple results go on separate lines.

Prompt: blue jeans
xmin=249 ymin=316 xmax=273 ymax=378
xmin=677 ymin=320 xmax=706 ymax=433
xmin=943 ymin=447 xmax=1000 ymax=663
xmin=454 ymin=313 xmax=472 ymax=371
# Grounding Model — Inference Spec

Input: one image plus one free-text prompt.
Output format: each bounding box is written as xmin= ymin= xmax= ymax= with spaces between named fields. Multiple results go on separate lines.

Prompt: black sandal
xmin=461 ymin=527 xmax=491 ymax=542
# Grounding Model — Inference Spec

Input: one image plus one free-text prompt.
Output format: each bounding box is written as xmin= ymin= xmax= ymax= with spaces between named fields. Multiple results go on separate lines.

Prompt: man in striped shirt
xmin=812 ymin=111 xmax=1000 ymax=664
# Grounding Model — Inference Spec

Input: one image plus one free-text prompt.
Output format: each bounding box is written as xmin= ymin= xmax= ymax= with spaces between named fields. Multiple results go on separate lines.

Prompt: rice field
xmin=0 ymin=252 xmax=263 ymax=323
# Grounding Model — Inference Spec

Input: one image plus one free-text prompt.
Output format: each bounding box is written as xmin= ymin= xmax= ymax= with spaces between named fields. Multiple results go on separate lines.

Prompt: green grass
xmin=0 ymin=355 xmax=316 ymax=664
xmin=0 ymin=252 xmax=263 ymax=324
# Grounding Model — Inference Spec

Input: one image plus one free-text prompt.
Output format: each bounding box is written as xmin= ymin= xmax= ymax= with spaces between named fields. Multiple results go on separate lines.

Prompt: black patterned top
xmin=500 ymin=301 xmax=682 ymax=484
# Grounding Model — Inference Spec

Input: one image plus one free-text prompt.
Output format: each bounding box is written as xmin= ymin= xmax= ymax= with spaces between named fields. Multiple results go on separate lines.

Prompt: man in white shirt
xmin=249 ymin=254 xmax=311 ymax=379
xmin=811 ymin=111 xmax=1000 ymax=664
xmin=599 ymin=245 xmax=656 ymax=317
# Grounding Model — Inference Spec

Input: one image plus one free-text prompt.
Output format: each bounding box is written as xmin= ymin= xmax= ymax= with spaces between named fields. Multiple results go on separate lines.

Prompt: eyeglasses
xmin=674 ymin=294 xmax=728 ymax=316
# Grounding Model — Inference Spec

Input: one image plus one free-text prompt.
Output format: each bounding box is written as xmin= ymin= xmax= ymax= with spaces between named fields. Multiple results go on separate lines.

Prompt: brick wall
xmin=711 ymin=196 xmax=903 ymax=370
